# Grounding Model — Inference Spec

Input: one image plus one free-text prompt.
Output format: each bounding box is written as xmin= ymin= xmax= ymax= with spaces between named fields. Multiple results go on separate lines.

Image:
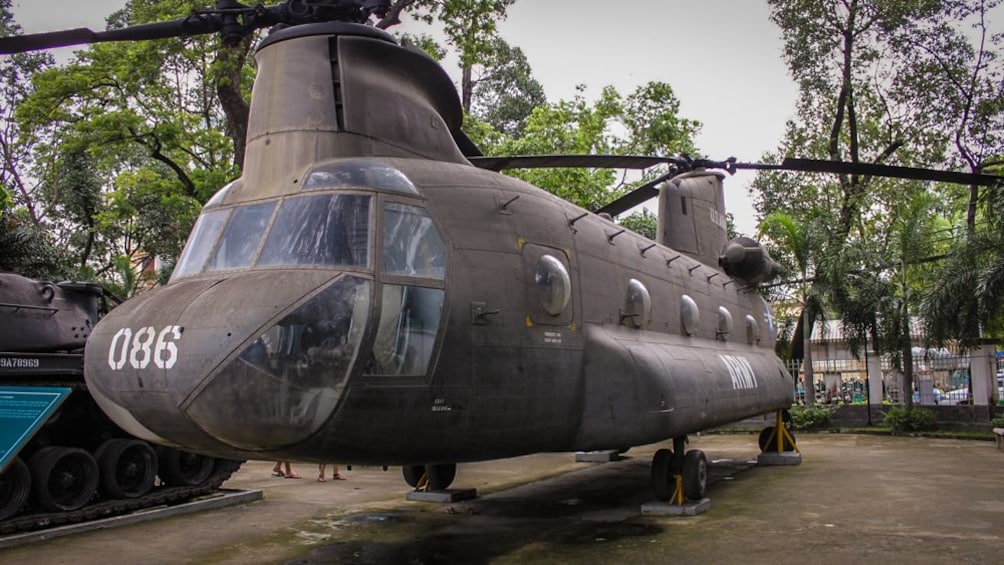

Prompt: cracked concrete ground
xmin=2 ymin=433 xmax=1002 ymax=564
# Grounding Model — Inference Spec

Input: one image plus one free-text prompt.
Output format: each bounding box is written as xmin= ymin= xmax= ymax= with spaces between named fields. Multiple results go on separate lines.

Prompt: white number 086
xmin=107 ymin=326 xmax=182 ymax=370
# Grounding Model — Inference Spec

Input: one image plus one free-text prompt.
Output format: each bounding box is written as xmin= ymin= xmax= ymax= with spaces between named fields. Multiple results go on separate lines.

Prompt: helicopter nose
xmin=85 ymin=272 xmax=371 ymax=453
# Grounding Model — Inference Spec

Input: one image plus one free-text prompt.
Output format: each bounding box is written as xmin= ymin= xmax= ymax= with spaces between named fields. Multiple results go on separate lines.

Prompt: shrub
xmin=882 ymin=407 xmax=937 ymax=432
xmin=789 ymin=405 xmax=834 ymax=431
xmin=990 ymin=414 xmax=1004 ymax=428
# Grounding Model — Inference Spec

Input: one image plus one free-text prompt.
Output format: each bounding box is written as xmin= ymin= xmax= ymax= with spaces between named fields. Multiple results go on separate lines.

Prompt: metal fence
xmin=785 ymin=351 xmax=1000 ymax=406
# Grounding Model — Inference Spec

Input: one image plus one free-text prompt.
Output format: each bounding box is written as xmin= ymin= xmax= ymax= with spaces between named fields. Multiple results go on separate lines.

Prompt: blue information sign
xmin=0 ymin=386 xmax=71 ymax=474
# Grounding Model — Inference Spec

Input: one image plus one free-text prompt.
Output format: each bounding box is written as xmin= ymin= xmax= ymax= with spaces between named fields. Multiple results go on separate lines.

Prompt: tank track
xmin=0 ymin=459 xmax=244 ymax=535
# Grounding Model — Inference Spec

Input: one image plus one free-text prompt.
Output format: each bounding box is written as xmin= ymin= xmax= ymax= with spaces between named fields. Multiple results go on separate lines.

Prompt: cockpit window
xmin=205 ymin=202 xmax=276 ymax=272
xmin=172 ymin=209 xmax=230 ymax=280
xmin=382 ymin=203 xmax=446 ymax=279
xmin=258 ymin=194 xmax=370 ymax=267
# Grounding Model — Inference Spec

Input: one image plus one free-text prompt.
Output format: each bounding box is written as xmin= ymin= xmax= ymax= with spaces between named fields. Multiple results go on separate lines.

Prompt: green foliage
xmin=789 ymin=405 xmax=833 ymax=431
xmin=882 ymin=407 xmax=937 ymax=432
xmin=618 ymin=209 xmax=657 ymax=240
xmin=990 ymin=414 xmax=1004 ymax=428
xmin=482 ymin=83 xmax=700 ymax=210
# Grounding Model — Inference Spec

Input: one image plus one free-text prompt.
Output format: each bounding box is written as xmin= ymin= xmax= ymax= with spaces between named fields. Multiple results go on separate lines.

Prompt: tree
xmin=13 ymin=0 xmax=237 ymax=290
xmin=378 ymin=0 xmax=516 ymax=112
xmin=758 ymin=210 xmax=828 ymax=405
xmin=469 ymin=36 xmax=545 ymax=135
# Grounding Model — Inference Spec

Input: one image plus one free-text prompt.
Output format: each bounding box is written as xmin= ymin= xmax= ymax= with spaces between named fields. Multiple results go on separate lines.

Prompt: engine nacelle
xmin=718 ymin=237 xmax=779 ymax=285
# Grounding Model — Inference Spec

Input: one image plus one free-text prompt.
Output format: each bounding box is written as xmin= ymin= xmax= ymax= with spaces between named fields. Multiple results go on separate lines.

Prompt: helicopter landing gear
xmin=403 ymin=463 xmax=477 ymax=503
xmin=643 ymin=436 xmax=711 ymax=515
xmin=757 ymin=410 xmax=802 ymax=466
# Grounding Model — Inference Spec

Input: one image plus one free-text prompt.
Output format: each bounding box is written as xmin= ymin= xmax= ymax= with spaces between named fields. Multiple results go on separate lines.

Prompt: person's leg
xmin=318 ymin=463 xmax=327 ymax=481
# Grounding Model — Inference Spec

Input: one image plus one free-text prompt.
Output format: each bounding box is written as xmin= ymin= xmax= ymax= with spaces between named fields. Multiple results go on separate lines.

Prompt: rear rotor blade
xmin=736 ymin=158 xmax=1003 ymax=187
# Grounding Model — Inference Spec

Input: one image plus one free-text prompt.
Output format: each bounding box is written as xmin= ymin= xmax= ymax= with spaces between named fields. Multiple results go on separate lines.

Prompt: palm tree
xmin=758 ymin=211 xmax=827 ymax=406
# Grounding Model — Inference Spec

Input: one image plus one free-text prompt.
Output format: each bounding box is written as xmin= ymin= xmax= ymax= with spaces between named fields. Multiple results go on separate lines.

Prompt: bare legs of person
xmin=318 ymin=464 xmax=346 ymax=481
xmin=273 ymin=461 xmax=300 ymax=478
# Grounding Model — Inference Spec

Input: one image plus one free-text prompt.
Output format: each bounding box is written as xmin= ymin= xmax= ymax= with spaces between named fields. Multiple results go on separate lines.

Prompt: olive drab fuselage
xmin=83 ymin=22 xmax=792 ymax=466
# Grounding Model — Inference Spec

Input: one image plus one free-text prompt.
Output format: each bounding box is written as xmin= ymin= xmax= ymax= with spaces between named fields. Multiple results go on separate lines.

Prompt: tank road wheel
xmin=157 ymin=447 xmax=214 ymax=486
xmin=425 ymin=463 xmax=457 ymax=491
xmin=650 ymin=448 xmax=676 ymax=502
xmin=758 ymin=426 xmax=796 ymax=453
xmin=682 ymin=450 xmax=708 ymax=501
xmin=95 ymin=439 xmax=159 ymax=499
xmin=0 ymin=457 xmax=31 ymax=520
xmin=402 ymin=465 xmax=426 ymax=488
xmin=29 ymin=447 xmax=99 ymax=512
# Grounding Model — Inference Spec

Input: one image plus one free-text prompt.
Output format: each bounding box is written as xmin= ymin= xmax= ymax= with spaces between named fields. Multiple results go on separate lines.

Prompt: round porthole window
xmin=745 ymin=315 xmax=759 ymax=344
xmin=717 ymin=306 xmax=734 ymax=340
xmin=681 ymin=294 xmax=699 ymax=336
xmin=534 ymin=254 xmax=571 ymax=316
xmin=624 ymin=279 xmax=652 ymax=328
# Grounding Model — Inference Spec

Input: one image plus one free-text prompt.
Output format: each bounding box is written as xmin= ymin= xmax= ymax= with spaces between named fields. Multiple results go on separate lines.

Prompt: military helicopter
xmin=3 ymin=0 xmax=1000 ymax=506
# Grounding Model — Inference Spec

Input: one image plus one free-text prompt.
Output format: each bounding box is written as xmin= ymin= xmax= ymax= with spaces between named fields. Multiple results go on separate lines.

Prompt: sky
xmin=10 ymin=0 xmax=797 ymax=236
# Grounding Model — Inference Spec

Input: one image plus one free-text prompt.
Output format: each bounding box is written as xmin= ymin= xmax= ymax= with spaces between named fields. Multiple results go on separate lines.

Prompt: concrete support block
xmin=641 ymin=498 xmax=711 ymax=516
xmin=757 ymin=452 xmax=802 ymax=466
xmin=405 ymin=488 xmax=478 ymax=503
xmin=574 ymin=450 xmax=621 ymax=463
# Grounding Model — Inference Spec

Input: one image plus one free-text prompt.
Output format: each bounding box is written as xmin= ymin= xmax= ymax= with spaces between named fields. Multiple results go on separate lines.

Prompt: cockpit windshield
xmin=170 ymin=194 xmax=371 ymax=281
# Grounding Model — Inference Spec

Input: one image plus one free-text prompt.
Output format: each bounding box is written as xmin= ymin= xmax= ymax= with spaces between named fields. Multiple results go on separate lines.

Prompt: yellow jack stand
xmin=756 ymin=410 xmax=802 ymax=466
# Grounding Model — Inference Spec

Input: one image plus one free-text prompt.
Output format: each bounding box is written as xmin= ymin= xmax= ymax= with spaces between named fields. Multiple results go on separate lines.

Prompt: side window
xmin=366 ymin=285 xmax=445 ymax=376
xmin=206 ymin=202 xmax=276 ymax=272
xmin=623 ymin=279 xmax=652 ymax=329
xmin=382 ymin=203 xmax=446 ymax=278
xmin=681 ymin=294 xmax=699 ymax=336
xmin=172 ymin=209 xmax=230 ymax=280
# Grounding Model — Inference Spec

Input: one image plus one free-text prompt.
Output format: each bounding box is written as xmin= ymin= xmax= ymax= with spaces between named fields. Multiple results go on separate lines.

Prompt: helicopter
xmin=3 ymin=0 xmax=1000 ymax=506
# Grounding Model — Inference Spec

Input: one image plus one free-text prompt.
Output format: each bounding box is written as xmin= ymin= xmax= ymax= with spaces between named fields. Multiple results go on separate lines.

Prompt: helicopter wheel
xmin=95 ymin=439 xmax=159 ymax=498
xmin=758 ymin=426 xmax=796 ymax=453
xmin=650 ymin=448 xmax=676 ymax=502
xmin=402 ymin=465 xmax=425 ymax=488
xmin=0 ymin=456 xmax=31 ymax=520
xmin=29 ymin=446 xmax=99 ymax=512
xmin=425 ymin=463 xmax=456 ymax=491
xmin=682 ymin=450 xmax=708 ymax=501
xmin=157 ymin=446 xmax=215 ymax=486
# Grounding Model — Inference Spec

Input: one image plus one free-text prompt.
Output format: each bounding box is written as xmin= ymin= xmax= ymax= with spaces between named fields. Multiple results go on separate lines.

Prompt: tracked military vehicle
xmin=0 ymin=272 xmax=243 ymax=534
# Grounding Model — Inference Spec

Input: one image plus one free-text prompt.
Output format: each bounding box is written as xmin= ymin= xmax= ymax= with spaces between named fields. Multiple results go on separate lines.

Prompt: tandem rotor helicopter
xmin=3 ymin=0 xmax=1002 ymax=505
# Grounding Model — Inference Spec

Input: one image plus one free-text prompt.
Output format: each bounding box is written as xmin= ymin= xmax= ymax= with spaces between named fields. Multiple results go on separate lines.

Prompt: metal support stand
xmin=757 ymin=410 xmax=802 ymax=466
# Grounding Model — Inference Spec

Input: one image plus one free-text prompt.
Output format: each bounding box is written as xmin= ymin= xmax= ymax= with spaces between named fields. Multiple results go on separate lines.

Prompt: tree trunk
xmin=802 ymin=306 xmax=814 ymax=407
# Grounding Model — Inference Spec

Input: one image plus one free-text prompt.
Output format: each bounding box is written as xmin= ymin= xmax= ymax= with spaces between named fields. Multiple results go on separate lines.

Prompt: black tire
xmin=682 ymin=449 xmax=708 ymax=501
xmin=402 ymin=465 xmax=425 ymax=488
xmin=758 ymin=426 xmax=796 ymax=452
xmin=28 ymin=446 xmax=99 ymax=512
xmin=157 ymin=446 xmax=214 ymax=486
xmin=0 ymin=457 xmax=31 ymax=520
xmin=650 ymin=448 xmax=675 ymax=502
xmin=95 ymin=439 xmax=158 ymax=499
xmin=425 ymin=463 xmax=456 ymax=491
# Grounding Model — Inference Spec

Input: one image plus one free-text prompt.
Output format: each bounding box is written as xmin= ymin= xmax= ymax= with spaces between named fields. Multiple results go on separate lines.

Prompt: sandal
xmin=285 ymin=473 xmax=302 ymax=479
xmin=271 ymin=471 xmax=285 ymax=478
xmin=332 ymin=473 xmax=347 ymax=480
xmin=317 ymin=476 xmax=326 ymax=482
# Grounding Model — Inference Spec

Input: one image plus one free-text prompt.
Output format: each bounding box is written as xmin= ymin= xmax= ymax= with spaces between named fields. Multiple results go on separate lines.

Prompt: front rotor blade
xmin=0 ymin=17 xmax=221 ymax=55
xmin=0 ymin=28 xmax=99 ymax=54
xmin=469 ymin=154 xmax=677 ymax=172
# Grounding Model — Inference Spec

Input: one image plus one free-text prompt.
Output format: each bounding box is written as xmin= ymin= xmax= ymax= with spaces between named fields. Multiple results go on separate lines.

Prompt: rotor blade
xmin=0 ymin=17 xmax=221 ymax=55
xmin=735 ymin=158 xmax=1004 ymax=187
xmin=594 ymin=170 xmax=678 ymax=217
xmin=469 ymin=154 xmax=678 ymax=172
